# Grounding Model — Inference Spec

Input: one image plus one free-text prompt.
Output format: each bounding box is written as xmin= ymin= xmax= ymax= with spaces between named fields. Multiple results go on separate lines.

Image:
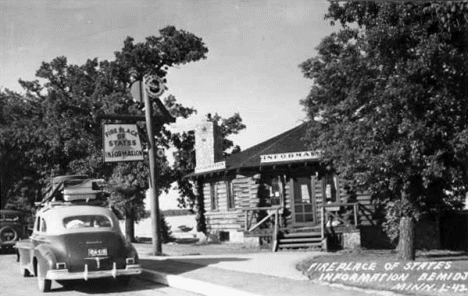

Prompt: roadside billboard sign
xmin=103 ymin=124 xmax=144 ymax=162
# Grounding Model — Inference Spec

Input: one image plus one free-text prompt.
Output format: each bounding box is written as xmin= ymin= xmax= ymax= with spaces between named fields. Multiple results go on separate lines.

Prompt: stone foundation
xmin=242 ymin=236 xmax=261 ymax=248
xmin=203 ymin=230 xmax=259 ymax=247
xmin=342 ymin=231 xmax=361 ymax=250
xmin=229 ymin=231 xmax=244 ymax=243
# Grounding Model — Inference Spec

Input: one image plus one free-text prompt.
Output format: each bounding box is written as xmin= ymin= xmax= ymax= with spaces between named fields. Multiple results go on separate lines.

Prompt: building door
xmin=290 ymin=176 xmax=316 ymax=226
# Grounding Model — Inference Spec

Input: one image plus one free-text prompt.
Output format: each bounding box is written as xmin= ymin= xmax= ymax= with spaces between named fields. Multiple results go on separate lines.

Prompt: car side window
xmin=35 ymin=216 xmax=41 ymax=232
xmin=40 ymin=218 xmax=47 ymax=233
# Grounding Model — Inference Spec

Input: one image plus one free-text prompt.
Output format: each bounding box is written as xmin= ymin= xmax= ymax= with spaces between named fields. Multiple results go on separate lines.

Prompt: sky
xmin=0 ymin=0 xmax=337 ymax=208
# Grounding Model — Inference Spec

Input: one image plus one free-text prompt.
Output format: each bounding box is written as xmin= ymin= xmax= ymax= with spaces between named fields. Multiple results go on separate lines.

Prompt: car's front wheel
xmin=37 ymin=262 xmax=51 ymax=292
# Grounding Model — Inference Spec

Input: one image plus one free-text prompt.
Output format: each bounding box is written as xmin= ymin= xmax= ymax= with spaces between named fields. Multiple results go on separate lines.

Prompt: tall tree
xmin=107 ymin=161 xmax=149 ymax=242
xmin=0 ymin=90 xmax=42 ymax=209
xmin=2 ymin=26 xmax=246 ymax=241
xmin=300 ymin=2 xmax=468 ymax=260
xmin=1 ymin=27 xmax=208 ymax=217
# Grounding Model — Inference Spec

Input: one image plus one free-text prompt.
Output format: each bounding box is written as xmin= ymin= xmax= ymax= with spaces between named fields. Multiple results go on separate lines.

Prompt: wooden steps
xmin=277 ymin=231 xmax=323 ymax=250
xmin=245 ymin=226 xmax=359 ymax=251
xmin=244 ymin=229 xmax=273 ymax=237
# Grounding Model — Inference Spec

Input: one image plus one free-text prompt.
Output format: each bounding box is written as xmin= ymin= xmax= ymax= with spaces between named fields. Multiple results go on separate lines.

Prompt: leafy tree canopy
xmin=1 ymin=25 xmax=245 ymax=239
xmin=0 ymin=26 xmax=211 ymax=211
xmin=300 ymin=2 xmax=468 ymax=259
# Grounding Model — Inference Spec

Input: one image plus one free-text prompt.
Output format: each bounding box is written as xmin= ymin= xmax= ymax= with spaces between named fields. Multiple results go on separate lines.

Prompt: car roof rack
xmin=37 ymin=175 xmax=108 ymax=210
xmin=36 ymin=199 xmax=109 ymax=212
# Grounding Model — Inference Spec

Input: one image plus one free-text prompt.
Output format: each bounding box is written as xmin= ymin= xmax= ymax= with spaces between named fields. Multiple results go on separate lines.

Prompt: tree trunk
xmin=398 ymin=216 xmax=415 ymax=260
xmin=398 ymin=189 xmax=416 ymax=261
xmin=0 ymin=164 xmax=5 ymax=209
xmin=0 ymin=172 xmax=3 ymax=209
xmin=125 ymin=207 xmax=136 ymax=242
xmin=195 ymin=179 xmax=207 ymax=234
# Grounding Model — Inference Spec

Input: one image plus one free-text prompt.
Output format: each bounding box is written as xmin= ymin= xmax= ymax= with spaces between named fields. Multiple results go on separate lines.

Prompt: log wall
xmin=203 ymin=174 xmax=258 ymax=232
xmin=201 ymin=172 xmax=374 ymax=234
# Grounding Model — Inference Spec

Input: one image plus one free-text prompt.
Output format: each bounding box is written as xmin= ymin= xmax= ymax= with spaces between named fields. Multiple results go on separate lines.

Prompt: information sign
xmin=103 ymin=124 xmax=144 ymax=162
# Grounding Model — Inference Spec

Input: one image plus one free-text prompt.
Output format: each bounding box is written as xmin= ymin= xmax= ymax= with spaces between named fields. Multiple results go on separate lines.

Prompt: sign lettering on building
xmin=260 ymin=151 xmax=321 ymax=163
xmin=195 ymin=161 xmax=226 ymax=174
xmin=103 ymin=124 xmax=144 ymax=162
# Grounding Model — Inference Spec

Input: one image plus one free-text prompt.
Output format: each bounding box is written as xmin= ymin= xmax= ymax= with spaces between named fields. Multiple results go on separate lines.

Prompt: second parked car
xmin=0 ymin=209 xmax=28 ymax=252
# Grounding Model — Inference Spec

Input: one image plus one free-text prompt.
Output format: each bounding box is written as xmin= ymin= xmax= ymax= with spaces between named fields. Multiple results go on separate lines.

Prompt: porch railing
xmin=320 ymin=202 xmax=357 ymax=250
xmin=243 ymin=206 xmax=282 ymax=251
xmin=320 ymin=202 xmax=375 ymax=246
xmin=242 ymin=203 xmax=374 ymax=251
xmin=321 ymin=202 xmax=359 ymax=226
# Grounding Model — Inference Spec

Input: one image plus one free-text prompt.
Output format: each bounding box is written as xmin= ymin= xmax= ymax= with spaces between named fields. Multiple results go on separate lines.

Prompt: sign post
xmin=97 ymin=75 xmax=174 ymax=257
xmin=143 ymin=75 xmax=164 ymax=256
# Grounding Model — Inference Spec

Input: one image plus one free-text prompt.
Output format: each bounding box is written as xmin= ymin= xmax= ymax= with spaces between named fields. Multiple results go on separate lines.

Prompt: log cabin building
xmin=185 ymin=120 xmax=439 ymax=251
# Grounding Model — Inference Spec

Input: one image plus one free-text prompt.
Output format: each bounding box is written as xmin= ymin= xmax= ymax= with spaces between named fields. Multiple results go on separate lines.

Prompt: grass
xmin=134 ymin=239 xmax=269 ymax=256
xmin=297 ymin=249 xmax=468 ymax=296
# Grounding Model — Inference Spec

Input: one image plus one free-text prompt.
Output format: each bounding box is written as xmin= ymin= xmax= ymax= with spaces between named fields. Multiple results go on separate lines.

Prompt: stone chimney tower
xmin=195 ymin=118 xmax=224 ymax=172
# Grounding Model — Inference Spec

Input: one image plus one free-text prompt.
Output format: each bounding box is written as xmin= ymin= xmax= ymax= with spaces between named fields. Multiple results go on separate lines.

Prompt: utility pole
xmin=143 ymin=76 xmax=163 ymax=256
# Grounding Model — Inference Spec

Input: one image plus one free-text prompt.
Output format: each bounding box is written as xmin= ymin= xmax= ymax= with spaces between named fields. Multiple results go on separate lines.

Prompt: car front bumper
xmin=46 ymin=263 xmax=141 ymax=281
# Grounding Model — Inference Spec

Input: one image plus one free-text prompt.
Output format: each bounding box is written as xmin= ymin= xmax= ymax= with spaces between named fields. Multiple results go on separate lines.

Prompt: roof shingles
xmin=225 ymin=122 xmax=313 ymax=170
xmin=186 ymin=122 xmax=316 ymax=178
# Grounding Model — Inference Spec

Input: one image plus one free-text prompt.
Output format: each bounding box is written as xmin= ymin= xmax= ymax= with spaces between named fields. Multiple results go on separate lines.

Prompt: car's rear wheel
xmin=20 ymin=265 xmax=31 ymax=277
xmin=117 ymin=275 xmax=131 ymax=286
xmin=37 ymin=263 xmax=51 ymax=292
xmin=57 ymin=280 xmax=76 ymax=289
xmin=17 ymin=252 xmax=30 ymax=276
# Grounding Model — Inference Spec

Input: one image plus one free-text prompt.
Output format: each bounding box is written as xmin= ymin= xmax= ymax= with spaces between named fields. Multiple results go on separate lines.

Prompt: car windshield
xmin=63 ymin=215 xmax=112 ymax=229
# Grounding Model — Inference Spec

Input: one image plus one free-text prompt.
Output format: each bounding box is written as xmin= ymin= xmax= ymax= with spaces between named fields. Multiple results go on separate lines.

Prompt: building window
xmin=210 ymin=182 xmax=218 ymax=210
xmin=322 ymin=173 xmax=338 ymax=203
xmin=226 ymin=180 xmax=235 ymax=209
xmin=270 ymin=177 xmax=282 ymax=206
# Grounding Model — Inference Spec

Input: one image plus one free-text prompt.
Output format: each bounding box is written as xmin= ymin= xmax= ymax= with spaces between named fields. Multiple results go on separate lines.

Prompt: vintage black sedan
xmin=0 ymin=209 xmax=28 ymax=252
xmin=16 ymin=203 xmax=141 ymax=292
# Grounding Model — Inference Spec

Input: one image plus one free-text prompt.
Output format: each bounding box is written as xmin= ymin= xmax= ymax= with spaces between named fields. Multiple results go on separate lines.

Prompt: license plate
xmin=88 ymin=248 xmax=108 ymax=257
